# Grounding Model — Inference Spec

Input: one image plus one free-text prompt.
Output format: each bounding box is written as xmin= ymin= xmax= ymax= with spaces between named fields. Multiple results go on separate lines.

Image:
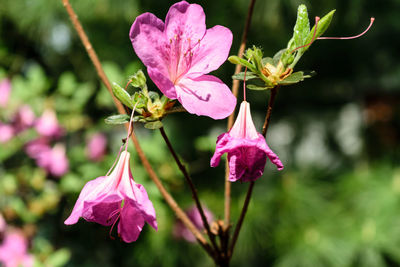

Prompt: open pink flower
xmin=35 ymin=109 xmax=64 ymax=138
xmin=86 ymin=133 xmax=107 ymax=162
xmin=0 ymin=230 xmax=33 ymax=267
xmin=65 ymin=151 xmax=157 ymax=243
xmin=211 ymin=101 xmax=284 ymax=182
xmin=173 ymin=205 xmax=214 ymax=243
xmin=0 ymin=78 xmax=11 ymax=108
xmin=130 ymin=1 xmax=236 ymax=119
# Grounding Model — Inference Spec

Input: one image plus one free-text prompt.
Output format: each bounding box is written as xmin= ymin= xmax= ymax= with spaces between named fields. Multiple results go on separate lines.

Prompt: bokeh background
xmin=0 ymin=0 xmax=399 ymax=266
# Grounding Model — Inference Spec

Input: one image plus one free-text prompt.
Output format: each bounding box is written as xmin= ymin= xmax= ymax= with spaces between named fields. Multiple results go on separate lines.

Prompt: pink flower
xmin=0 ymin=230 xmax=33 ymax=267
xmin=35 ymin=109 xmax=64 ymax=138
xmin=0 ymin=78 xmax=11 ymax=108
xmin=130 ymin=1 xmax=236 ymax=119
xmin=211 ymin=101 xmax=284 ymax=182
xmin=65 ymin=151 xmax=157 ymax=243
xmin=0 ymin=123 xmax=14 ymax=143
xmin=173 ymin=205 xmax=213 ymax=243
xmin=86 ymin=133 xmax=107 ymax=162
xmin=12 ymin=105 xmax=35 ymax=133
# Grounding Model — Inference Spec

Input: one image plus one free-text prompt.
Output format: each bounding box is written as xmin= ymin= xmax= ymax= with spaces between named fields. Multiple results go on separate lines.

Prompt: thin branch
xmin=224 ymin=0 xmax=257 ymax=229
xmin=228 ymin=86 xmax=279 ymax=258
xmin=159 ymin=127 xmax=220 ymax=255
xmin=61 ymin=0 xmax=215 ymax=258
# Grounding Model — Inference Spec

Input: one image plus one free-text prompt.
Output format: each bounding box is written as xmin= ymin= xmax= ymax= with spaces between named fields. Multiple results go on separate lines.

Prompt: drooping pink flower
xmin=0 ymin=78 xmax=11 ymax=108
xmin=86 ymin=133 xmax=107 ymax=162
xmin=0 ymin=123 xmax=14 ymax=143
xmin=12 ymin=105 xmax=35 ymax=133
xmin=35 ymin=109 xmax=64 ymax=138
xmin=130 ymin=1 xmax=236 ymax=119
xmin=0 ymin=230 xmax=33 ymax=267
xmin=173 ymin=205 xmax=214 ymax=243
xmin=65 ymin=151 xmax=157 ymax=243
xmin=211 ymin=101 xmax=284 ymax=182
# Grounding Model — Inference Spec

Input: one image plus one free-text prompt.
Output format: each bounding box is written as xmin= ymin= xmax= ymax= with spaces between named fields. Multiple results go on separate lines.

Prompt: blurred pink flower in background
xmin=12 ymin=105 xmax=35 ymax=133
xmin=173 ymin=205 xmax=214 ymax=243
xmin=86 ymin=133 xmax=107 ymax=161
xmin=35 ymin=109 xmax=64 ymax=138
xmin=0 ymin=214 xmax=6 ymax=233
xmin=0 ymin=230 xmax=33 ymax=267
xmin=0 ymin=78 xmax=11 ymax=108
xmin=0 ymin=123 xmax=14 ymax=143
xmin=65 ymin=151 xmax=157 ymax=243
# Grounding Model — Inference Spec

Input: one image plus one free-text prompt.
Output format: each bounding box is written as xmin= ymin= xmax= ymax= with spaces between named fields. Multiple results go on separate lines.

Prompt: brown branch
xmin=224 ymin=0 xmax=257 ymax=229
xmin=61 ymin=0 xmax=215 ymax=259
xmin=159 ymin=127 xmax=220 ymax=254
xmin=228 ymin=86 xmax=279 ymax=258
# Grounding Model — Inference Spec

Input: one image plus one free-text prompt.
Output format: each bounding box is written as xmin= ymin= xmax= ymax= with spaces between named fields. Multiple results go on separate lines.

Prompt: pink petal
xmin=118 ymin=202 xmax=145 ymax=243
xmin=257 ymin=137 xmax=284 ymax=171
xmin=177 ymin=75 xmax=236 ymax=119
xmin=187 ymin=26 xmax=233 ymax=76
xmin=165 ymin=1 xmax=206 ymax=42
xmin=147 ymin=67 xmax=177 ymax=99
xmin=86 ymin=133 xmax=107 ymax=162
xmin=130 ymin=13 xmax=169 ymax=78
xmin=0 ymin=123 xmax=14 ymax=143
xmin=83 ymin=195 xmax=121 ymax=226
xmin=229 ymin=101 xmax=259 ymax=139
xmin=132 ymin=184 xmax=158 ymax=230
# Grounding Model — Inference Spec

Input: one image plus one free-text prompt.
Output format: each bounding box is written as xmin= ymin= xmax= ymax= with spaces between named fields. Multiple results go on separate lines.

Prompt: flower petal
xmin=256 ymin=135 xmax=284 ymax=170
xmin=147 ymin=67 xmax=177 ymax=99
xmin=188 ymin=25 xmax=233 ymax=76
xmin=83 ymin=195 xmax=121 ymax=226
xmin=130 ymin=13 xmax=169 ymax=77
xmin=118 ymin=202 xmax=145 ymax=243
xmin=177 ymin=75 xmax=236 ymax=119
xmin=165 ymin=1 xmax=206 ymax=42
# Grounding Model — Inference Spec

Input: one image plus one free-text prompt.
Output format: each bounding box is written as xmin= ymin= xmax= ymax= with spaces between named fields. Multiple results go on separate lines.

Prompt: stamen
xmin=317 ymin=17 xmax=375 ymax=40
xmin=290 ymin=16 xmax=320 ymax=54
xmin=125 ymin=80 xmax=132 ymax=90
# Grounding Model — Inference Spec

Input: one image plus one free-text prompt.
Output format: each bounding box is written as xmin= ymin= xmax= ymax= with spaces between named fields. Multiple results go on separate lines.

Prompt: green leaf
xmin=232 ymin=71 xmax=258 ymax=81
xmin=144 ymin=121 xmax=163 ymax=130
xmin=129 ymin=69 xmax=147 ymax=88
xmin=247 ymin=84 xmax=270 ymax=91
xmin=278 ymin=71 xmax=316 ymax=85
xmin=104 ymin=114 xmax=130 ymax=125
xmin=261 ymin=57 xmax=274 ymax=66
xmin=293 ymin=4 xmax=310 ymax=51
xmin=305 ymin=9 xmax=336 ymax=49
xmin=112 ymin=83 xmax=134 ymax=109
xmin=273 ymin=49 xmax=285 ymax=66
xmin=228 ymin=56 xmax=257 ymax=72
xmin=45 ymin=249 xmax=71 ymax=267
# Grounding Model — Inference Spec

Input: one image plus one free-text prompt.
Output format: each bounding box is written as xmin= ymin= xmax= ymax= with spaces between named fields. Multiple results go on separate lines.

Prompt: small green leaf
xmin=247 ymin=84 xmax=270 ymax=90
xmin=112 ymin=83 xmax=134 ymax=109
xmin=144 ymin=121 xmax=163 ymax=130
xmin=228 ymin=56 xmax=257 ymax=72
xmin=305 ymin=10 xmax=336 ymax=48
xmin=278 ymin=71 xmax=316 ymax=85
xmin=105 ymin=114 xmax=130 ymax=125
xmin=273 ymin=49 xmax=285 ymax=66
xmin=261 ymin=57 xmax=274 ymax=66
xmin=293 ymin=5 xmax=311 ymax=51
xmin=129 ymin=69 xmax=147 ymax=88
xmin=232 ymin=71 xmax=258 ymax=81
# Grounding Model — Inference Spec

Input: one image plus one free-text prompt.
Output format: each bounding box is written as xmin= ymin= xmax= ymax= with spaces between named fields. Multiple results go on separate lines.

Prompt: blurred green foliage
xmin=0 ymin=0 xmax=399 ymax=266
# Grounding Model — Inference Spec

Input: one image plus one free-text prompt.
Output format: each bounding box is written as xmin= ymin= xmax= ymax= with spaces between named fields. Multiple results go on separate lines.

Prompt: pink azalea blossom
xmin=35 ymin=109 xmax=64 ymax=138
xmin=173 ymin=205 xmax=214 ymax=243
xmin=0 ymin=123 xmax=14 ymax=143
xmin=65 ymin=151 xmax=157 ymax=243
xmin=0 ymin=78 xmax=11 ymax=108
xmin=0 ymin=230 xmax=33 ymax=267
xmin=12 ymin=105 xmax=35 ymax=133
xmin=86 ymin=133 xmax=107 ymax=162
xmin=211 ymin=101 xmax=284 ymax=182
xmin=130 ymin=1 xmax=236 ymax=119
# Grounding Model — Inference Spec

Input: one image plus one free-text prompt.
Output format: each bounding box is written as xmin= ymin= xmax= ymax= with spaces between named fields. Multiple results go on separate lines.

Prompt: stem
xmin=228 ymin=86 xmax=279 ymax=258
xmin=225 ymin=0 xmax=257 ymax=228
xmin=159 ymin=127 xmax=220 ymax=255
xmin=61 ymin=0 xmax=215 ymax=259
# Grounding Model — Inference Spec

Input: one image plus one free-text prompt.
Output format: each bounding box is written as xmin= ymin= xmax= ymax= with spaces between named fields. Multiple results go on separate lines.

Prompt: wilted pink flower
xmin=0 ymin=230 xmax=33 ymax=267
xmin=0 ymin=78 xmax=11 ymax=108
xmin=173 ymin=205 xmax=213 ymax=243
xmin=35 ymin=109 xmax=64 ymax=138
xmin=65 ymin=151 xmax=157 ymax=242
xmin=12 ymin=105 xmax=35 ymax=133
xmin=36 ymin=143 xmax=69 ymax=177
xmin=0 ymin=123 xmax=14 ymax=143
xmin=130 ymin=1 xmax=236 ymax=119
xmin=211 ymin=101 xmax=284 ymax=182
xmin=86 ymin=133 xmax=107 ymax=161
